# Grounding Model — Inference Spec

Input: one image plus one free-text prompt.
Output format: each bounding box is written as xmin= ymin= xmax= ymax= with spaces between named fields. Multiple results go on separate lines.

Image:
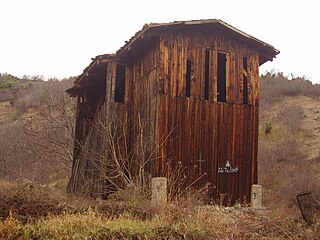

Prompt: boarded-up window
xmin=204 ymin=49 xmax=210 ymax=100
xmin=217 ymin=52 xmax=226 ymax=102
xmin=115 ymin=64 xmax=126 ymax=103
xmin=243 ymin=57 xmax=248 ymax=104
xmin=185 ymin=59 xmax=192 ymax=97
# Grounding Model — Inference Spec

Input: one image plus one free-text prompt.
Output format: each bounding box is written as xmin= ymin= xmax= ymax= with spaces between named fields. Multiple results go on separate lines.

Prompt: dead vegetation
xmin=0 ymin=181 xmax=70 ymax=223
xmin=0 ymin=75 xmax=75 ymax=188
xmin=259 ymin=71 xmax=320 ymax=223
xmin=0 ymin=181 xmax=319 ymax=239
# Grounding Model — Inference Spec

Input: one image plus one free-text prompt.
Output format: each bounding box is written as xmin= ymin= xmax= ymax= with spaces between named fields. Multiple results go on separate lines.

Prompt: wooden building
xmin=67 ymin=19 xmax=279 ymax=204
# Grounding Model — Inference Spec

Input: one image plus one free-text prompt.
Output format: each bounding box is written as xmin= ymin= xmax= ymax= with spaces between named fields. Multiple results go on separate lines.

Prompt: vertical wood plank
xmin=247 ymin=51 xmax=254 ymax=105
xmin=227 ymin=51 xmax=235 ymax=103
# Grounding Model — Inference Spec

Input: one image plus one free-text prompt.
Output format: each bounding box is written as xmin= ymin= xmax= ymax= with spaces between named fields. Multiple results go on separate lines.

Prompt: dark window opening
xmin=204 ymin=49 xmax=210 ymax=100
xmin=115 ymin=64 xmax=126 ymax=103
xmin=243 ymin=57 xmax=248 ymax=104
xmin=185 ymin=59 xmax=192 ymax=97
xmin=100 ymin=69 xmax=107 ymax=106
xmin=217 ymin=52 xmax=226 ymax=102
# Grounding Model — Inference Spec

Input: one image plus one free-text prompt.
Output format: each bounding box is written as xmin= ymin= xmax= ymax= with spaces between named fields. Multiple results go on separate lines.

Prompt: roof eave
xmin=66 ymin=54 xmax=119 ymax=96
xmin=117 ymin=19 xmax=279 ymax=61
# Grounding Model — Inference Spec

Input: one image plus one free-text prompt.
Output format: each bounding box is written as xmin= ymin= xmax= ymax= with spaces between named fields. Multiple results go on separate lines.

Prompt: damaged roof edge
xmin=116 ymin=19 xmax=279 ymax=58
xmin=66 ymin=54 xmax=118 ymax=96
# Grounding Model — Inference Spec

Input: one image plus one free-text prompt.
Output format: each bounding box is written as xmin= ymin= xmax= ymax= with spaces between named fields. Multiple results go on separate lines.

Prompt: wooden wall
xmin=158 ymin=32 xmax=260 ymax=105
xmin=126 ymin=41 xmax=160 ymax=173
xmin=154 ymin=32 xmax=260 ymax=203
xmin=68 ymin=62 xmax=129 ymax=196
xmin=155 ymin=97 xmax=259 ymax=203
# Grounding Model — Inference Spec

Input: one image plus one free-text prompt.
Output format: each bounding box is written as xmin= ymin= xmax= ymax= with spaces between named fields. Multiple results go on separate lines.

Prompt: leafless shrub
xmin=277 ymin=105 xmax=305 ymax=132
xmin=67 ymin=103 xmax=208 ymax=203
xmin=0 ymin=89 xmax=14 ymax=102
xmin=67 ymin=109 xmax=162 ymax=197
xmin=13 ymin=77 xmax=75 ymax=113
xmin=0 ymin=77 xmax=76 ymax=187
xmin=0 ymin=125 xmax=32 ymax=181
xmin=260 ymin=71 xmax=320 ymax=110
xmin=164 ymin=160 xmax=208 ymax=203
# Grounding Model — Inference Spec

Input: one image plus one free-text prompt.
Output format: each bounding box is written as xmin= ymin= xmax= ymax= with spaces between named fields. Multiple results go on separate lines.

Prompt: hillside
xmin=0 ymin=74 xmax=75 ymax=186
xmin=260 ymin=94 xmax=320 ymax=163
xmin=299 ymin=96 xmax=320 ymax=160
xmin=257 ymin=72 xmax=320 ymax=212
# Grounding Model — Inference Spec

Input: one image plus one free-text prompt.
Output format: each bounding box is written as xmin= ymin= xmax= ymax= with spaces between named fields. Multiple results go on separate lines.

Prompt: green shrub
xmin=264 ymin=122 xmax=272 ymax=134
xmin=0 ymin=80 xmax=18 ymax=89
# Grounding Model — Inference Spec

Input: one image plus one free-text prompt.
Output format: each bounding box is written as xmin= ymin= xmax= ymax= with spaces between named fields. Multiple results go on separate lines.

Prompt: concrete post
xmin=251 ymin=184 xmax=263 ymax=209
xmin=151 ymin=177 xmax=167 ymax=204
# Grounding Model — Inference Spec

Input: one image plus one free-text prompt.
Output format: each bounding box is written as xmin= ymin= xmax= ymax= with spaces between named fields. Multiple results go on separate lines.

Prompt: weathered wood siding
xmin=158 ymin=32 xmax=260 ymax=104
xmin=68 ymin=62 xmax=129 ymax=196
xmin=126 ymin=41 xmax=160 ymax=172
xmin=155 ymin=97 xmax=259 ymax=203
xmin=154 ymin=32 xmax=260 ymax=203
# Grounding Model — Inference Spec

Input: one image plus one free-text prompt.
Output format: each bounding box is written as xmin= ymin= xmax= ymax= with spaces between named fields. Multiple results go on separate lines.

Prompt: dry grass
xmin=259 ymin=95 xmax=320 ymax=209
xmin=0 ymin=181 xmax=319 ymax=239
xmin=1 ymin=205 xmax=319 ymax=239
xmin=0 ymin=181 xmax=76 ymax=221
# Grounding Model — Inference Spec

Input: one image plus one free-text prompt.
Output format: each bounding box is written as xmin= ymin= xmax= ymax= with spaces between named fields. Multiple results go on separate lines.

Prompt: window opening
xmin=204 ymin=49 xmax=210 ymax=100
xmin=217 ymin=52 xmax=226 ymax=102
xmin=115 ymin=64 xmax=126 ymax=103
xmin=185 ymin=59 xmax=192 ymax=97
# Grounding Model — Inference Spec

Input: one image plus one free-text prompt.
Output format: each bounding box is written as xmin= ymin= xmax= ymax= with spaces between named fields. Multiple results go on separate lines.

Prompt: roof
xmin=117 ymin=19 xmax=279 ymax=65
xmin=66 ymin=54 xmax=118 ymax=96
xmin=67 ymin=19 xmax=279 ymax=96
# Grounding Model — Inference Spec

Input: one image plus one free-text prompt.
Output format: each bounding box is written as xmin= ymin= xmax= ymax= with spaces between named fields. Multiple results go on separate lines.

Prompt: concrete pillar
xmin=151 ymin=177 xmax=167 ymax=204
xmin=251 ymin=184 xmax=263 ymax=209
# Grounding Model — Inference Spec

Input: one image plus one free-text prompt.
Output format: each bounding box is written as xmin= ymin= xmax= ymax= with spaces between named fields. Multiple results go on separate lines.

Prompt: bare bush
xmin=67 ymin=104 xmax=208 ymax=202
xmin=260 ymin=71 xmax=320 ymax=110
xmin=0 ymin=77 xmax=76 ymax=187
xmin=21 ymin=82 xmax=76 ymax=170
xmin=0 ymin=125 xmax=32 ymax=181
xmin=68 ymin=108 xmax=167 ymax=198
xmin=277 ymin=105 xmax=305 ymax=132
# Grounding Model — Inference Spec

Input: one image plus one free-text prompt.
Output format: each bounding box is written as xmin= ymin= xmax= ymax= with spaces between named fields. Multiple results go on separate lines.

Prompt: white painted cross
xmin=197 ymin=152 xmax=205 ymax=175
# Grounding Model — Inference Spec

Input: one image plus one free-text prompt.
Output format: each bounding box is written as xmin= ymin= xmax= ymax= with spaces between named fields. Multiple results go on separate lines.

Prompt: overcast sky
xmin=0 ymin=0 xmax=319 ymax=83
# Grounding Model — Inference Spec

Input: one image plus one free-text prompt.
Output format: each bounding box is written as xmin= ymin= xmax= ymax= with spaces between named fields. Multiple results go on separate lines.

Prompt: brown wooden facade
xmin=67 ymin=20 xmax=279 ymax=204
